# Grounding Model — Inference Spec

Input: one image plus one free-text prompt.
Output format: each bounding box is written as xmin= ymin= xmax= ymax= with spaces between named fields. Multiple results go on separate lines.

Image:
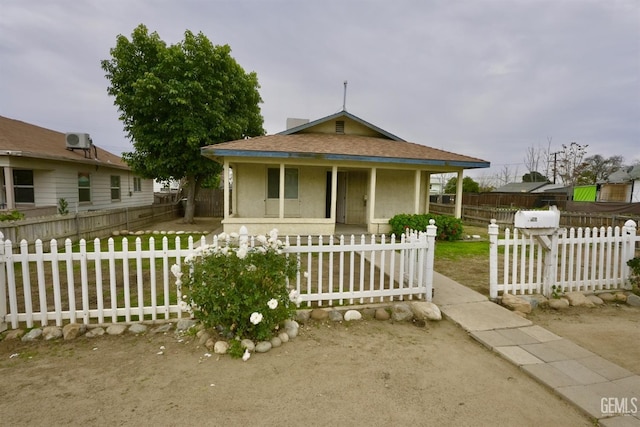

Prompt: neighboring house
xmin=0 ymin=116 xmax=154 ymax=215
xmin=597 ymin=165 xmax=640 ymax=203
xmin=201 ymin=110 xmax=490 ymax=235
xmin=492 ymin=182 xmax=549 ymax=193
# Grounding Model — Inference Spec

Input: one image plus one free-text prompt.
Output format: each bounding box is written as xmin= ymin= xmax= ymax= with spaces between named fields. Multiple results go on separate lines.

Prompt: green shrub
xmin=57 ymin=198 xmax=69 ymax=215
xmin=0 ymin=210 xmax=24 ymax=222
xmin=388 ymin=213 xmax=463 ymax=241
xmin=177 ymin=229 xmax=299 ymax=349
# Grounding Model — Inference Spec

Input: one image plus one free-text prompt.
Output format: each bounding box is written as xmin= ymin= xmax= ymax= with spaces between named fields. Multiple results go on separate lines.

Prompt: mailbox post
xmin=514 ymin=206 xmax=562 ymax=297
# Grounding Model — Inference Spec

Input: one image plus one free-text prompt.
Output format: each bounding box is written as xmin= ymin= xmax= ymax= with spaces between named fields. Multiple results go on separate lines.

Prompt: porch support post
xmin=223 ymin=161 xmax=230 ymax=219
xmin=455 ymin=170 xmax=463 ymax=219
xmin=369 ymin=167 xmax=377 ymax=225
xmin=413 ymin=169 xmax=421 ymax=214
xmin=330 ymin=166 xmax=338 ymax=221
xmin=3 ymin=167 xmax=14 ymax=210
xmin=279 ymin=163 xmax=285 ymax=219
xmin=424 ymin=172 xmax=431 ymax=213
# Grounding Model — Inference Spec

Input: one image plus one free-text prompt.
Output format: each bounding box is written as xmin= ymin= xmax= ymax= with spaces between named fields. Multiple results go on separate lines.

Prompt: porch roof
xmin=202 ymin=133 xmax=490 ymax=169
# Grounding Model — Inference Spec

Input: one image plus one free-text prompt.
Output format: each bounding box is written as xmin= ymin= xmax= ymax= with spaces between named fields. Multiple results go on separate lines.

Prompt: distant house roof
xmin=492 ymin=182 xmax=549 ymax=193
xmin=531 ymin=183 xmax=568 ymax=193
xmin=600 ymin=165 xmax=640 ymax=184
xmin=0 ymin=115 xmax=128 ymax=170
xmin=202 ymin=110 xmax=490 ymax=169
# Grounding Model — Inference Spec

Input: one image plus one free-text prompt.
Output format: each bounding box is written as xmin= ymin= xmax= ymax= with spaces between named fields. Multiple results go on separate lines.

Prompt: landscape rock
xmin=205 ymin=338 xmax=215 ymax=351
xmin=374 ymin=308 xmax=390 ymax=321
xmin=328 ymin=310 xmax=344 ymax=322
xmin=22 ymin=328 xmax=42 ymax=342
xmin=283 ymin=320 xmax=299 ymax=339
xmin=391 ymin=303 xmax=413 ymax=322
xmin=564 ymin=292 xmax=595 ymax=307
xmin=176 ymin=319 xmax=198 ymax=332
xmin=548 ymin=298 xmax=570 ymax=310
xmin=586 ymin=295 xmax=604 ymax=305
xmin=85 ymin=327 xmax=105 ymax=338
xmin=43 ymin=326 xmax=63 ymax=340
xmin=343 ymin=310 xmax=362 ymax=321
xmin=63 ymin=323 xmax=86 ymax=340
xmin=501 ymin=293 xmax=532 ymax=314
xmin=106 ymin=324 xmax=127 ymax=335
xmin=241 ymin=339 xmax=255 ymax=351
xmin=270 ymin=337 xmax=282 ymax=348
xmin=278 ymin=332 xmax=290 ymax=343
xmin=295 ymin=310 xmax=310 ymax=324
xmin=255 ymin=341 xmax=272 ymax=353
xmin=598 ymin=292 xmax=615 ymax=302
xmin=213 ymin=341 xmax=229 ymax=354
xmin=197 ymin=331 xmax=211 ymax=346
xmin=626 ymin=294 xmax=640 ymax=307
xmin=614 ymin=292 xmax=627 ymax=303
xmin=410 ymin=301 xmax=442 ymax=321
xmin=519 ymin=294 xmax=547 ymax=309
xmin=310 ymin=309 xmax=329 ymax=321
xmin=3 ymin=329 xmax=25 ymax=340
xmin=128 ymin=323 xmax=148 ymax=334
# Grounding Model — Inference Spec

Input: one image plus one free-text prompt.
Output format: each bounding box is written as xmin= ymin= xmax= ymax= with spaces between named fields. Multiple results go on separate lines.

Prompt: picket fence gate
xmin=0 ymin=224 xmax=436 ymax=331
xmin=488 ymin=219 xmax=638 ymax=299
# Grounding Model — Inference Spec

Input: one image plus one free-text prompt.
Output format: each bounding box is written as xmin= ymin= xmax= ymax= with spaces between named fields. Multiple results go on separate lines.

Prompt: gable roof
xmin=203 ymin=110 xmax=489 ymax=169
xmin=492 ymin=182 xmax=549 ymax=193
xmin=600 ymin=165 xmax=640 ymax=184
xmin=0 ymin=115 xmax=128 ymax=170
xmin=279 ymin=110 xmax=405 ymax=141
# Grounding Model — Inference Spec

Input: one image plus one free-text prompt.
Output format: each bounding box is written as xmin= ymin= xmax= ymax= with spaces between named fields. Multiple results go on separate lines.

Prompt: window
xmin=133 ymin=177 xmax=142 ymax=192
xmin=78 ymin=172 xmax=91 ymax=202
xmin=110 ymin=175 xmax=121 ymax=201
xmin=267 ymin=168 xmax=298 ymax=199
xmin=13 ymin=169 xmax=34 ymax=203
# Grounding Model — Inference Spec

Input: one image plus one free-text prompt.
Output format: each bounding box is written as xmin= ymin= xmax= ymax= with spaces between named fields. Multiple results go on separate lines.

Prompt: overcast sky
xmin=1 ymin=0 xmax=638 ymax=182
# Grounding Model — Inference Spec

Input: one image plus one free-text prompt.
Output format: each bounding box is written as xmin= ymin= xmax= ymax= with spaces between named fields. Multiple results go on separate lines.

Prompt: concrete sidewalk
xmin=432 ymin=271 xmax=640 ymax=426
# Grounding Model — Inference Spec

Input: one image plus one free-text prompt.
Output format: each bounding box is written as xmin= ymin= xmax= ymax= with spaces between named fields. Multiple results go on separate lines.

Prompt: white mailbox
xmin=514 ymin=206 xmax=560 ymax=230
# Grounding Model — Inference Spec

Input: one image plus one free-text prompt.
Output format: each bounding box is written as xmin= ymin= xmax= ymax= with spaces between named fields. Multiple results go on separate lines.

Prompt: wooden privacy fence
xmin=488 ymin=219 xmax=638 ymax=299
xmin=0 ymin=224 xmax=436 ymax=331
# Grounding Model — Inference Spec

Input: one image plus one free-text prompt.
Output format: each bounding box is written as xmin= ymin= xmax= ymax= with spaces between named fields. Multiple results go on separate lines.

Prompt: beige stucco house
xmin=0 ymin=115 xmax=154 ymax=216
xmin=201 ymin=111 xmax=490 ymax=236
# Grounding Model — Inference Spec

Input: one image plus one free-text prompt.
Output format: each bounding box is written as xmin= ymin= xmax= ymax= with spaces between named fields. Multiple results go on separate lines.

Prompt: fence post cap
xmin=623 ymin=219 xmax=637 ymax=228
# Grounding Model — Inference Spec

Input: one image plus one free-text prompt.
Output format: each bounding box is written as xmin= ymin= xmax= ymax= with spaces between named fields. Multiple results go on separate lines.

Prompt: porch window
xmin=267 ymin=168 xmax=298 ymax=199
xmin=133 ymin=177 xmax=142 ymax=192
xmin=78 ymin=172 xmax=91 ymax=202
xmin=110 ymin=175 xmax=121 ymax=201
xmin=13 ymin=169 xmax=34 ymax=203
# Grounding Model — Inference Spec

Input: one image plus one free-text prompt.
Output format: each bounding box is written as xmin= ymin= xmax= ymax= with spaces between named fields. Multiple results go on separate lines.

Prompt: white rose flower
xmin=267 ymin=298 xmax=278 ymax=310
xmin=170 ymin=264 xmax=182 ymax=279
xmin=250 ymin=312 xmax=263 ymax=325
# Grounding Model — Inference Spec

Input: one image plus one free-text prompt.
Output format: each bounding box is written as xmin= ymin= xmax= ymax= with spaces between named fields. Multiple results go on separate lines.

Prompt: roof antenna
xmin=342 ymin=80 xmax=348 ymax=111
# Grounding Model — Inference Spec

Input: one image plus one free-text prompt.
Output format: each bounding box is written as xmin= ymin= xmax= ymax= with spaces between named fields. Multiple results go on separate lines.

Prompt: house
xmin=0 ymin=116 xmax=154 ymax=216
xmin=597 ymin=165 xmax=640 ymax=203
xmin=201 ymin=110 xmax=489 ymax=235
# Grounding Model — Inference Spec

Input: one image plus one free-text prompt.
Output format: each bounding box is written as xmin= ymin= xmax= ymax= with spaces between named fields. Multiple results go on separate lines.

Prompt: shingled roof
xmin=0 ymin=115 xmax=128 ymax=169
xmin=202 ymin=111 xmax=489 ymax=169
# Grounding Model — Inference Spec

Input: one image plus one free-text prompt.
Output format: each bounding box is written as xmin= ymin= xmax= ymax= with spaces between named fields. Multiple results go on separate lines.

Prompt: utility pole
xmin=550 ymin=151 xmax=561 ymax=184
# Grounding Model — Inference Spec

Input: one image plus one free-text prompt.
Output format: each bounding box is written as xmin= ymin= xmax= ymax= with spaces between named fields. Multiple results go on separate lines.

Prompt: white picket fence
xmin=489 ymin=219 xmax=639 ymax=299
xmin=0 ymin=224 xmax=436 ymax=331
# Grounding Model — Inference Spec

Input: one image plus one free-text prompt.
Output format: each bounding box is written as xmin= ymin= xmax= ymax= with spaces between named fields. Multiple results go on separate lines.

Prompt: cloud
xmin=1 ymin=0 xmax=638 ymax=179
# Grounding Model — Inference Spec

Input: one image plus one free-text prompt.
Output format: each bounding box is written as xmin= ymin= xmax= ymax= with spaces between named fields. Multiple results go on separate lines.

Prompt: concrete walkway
xmin=432 ymin=271 xmax=640 ymax=426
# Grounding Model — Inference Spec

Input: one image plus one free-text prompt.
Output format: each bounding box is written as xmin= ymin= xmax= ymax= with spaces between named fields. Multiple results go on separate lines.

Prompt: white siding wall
xmin=2 ymin=157 xmax=153 ymax=212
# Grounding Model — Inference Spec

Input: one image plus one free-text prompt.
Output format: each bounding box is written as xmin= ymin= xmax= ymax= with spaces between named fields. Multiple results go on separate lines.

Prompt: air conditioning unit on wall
xmin=65 ymin=133 xmax=92 ymax=149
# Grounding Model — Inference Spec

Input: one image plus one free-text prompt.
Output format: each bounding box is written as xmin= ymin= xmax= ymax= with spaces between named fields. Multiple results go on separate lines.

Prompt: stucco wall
xmin=374 ymin=169 xmax=415 ymax=218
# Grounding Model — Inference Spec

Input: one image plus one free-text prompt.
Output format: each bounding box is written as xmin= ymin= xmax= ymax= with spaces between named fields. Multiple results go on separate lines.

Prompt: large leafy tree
xmin=576 ymin=154 xmax=623 ymax=185
xmin=444 ymin=176 xmax=480 ymax=193
xmin=101 ymin=25 xmax=264 ymax=223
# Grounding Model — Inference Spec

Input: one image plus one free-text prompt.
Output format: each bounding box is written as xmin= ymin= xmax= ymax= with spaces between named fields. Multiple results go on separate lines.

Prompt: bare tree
xmin=495 ymin=164 xmax=520 ymax=186
xmin=555 ymin=142 xmax=588 ymax=186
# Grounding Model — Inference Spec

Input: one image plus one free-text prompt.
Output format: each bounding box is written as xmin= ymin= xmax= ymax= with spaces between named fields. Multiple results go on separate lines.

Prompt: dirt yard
xmin=0 ymin=217 xmax=636 ymax=425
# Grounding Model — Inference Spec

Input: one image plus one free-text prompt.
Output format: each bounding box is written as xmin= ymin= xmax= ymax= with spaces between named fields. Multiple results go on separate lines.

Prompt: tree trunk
xmin=183 ymin=177 xmax=198 ymax=224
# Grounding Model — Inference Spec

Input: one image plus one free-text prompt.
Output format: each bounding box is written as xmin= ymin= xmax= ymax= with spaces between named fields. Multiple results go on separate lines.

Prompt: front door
xmin=345 ymin=171 xmax=367 ymax=224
